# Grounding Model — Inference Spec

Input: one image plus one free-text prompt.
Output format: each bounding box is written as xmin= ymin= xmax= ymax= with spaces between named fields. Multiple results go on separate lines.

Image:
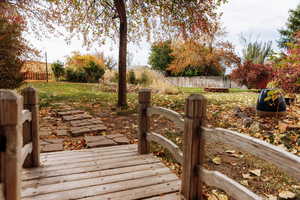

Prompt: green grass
xmin=18 ymin=82 xmax=259 ymax=111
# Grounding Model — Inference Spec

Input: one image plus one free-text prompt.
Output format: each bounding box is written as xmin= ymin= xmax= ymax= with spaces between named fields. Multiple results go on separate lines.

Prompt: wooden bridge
xmin=0 ymin=88 xmax=299 ymax=200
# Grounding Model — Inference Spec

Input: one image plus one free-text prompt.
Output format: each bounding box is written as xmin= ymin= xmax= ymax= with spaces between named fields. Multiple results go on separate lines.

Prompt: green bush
xmin=51 ymin=61 xmax=65 ymax=80
xmin=65 ymin=68 xmax=87 ymax=83
xmin=128 ymin=70 xmax=137 ymax=84
xmin=65 ymin=61 xmax=104 ymax=83
xmin=83 ymin=61 xmax=105 ymax=83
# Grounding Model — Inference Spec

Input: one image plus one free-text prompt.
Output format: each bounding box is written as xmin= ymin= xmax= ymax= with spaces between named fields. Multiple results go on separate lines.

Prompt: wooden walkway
xmin=21 ymin=144 xmax=181 ymax=200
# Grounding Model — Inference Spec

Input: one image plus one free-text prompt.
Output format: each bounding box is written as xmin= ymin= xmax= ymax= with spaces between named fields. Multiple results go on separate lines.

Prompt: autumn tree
xmin=168 ymin=40 xmax=240 ymax=76
xmin=7 ymin=0 xmax=226 ymax=107
xmin=0 ymin=3 xmax=35 ymax=89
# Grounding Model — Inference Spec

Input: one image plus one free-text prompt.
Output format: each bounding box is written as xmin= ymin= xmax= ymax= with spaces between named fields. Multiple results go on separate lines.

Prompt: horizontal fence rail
xmin=147 ymin=107 xmax=184 ymax=130
xmin=138 ymin=89 xmax=300 ymax=200
xmin=199 ymin=167 xmax=262 ymax=200
xmin=203 ymin=127 xmax=300 ymax=181
xmin=147 ymin=132 xmax=183 ymax=164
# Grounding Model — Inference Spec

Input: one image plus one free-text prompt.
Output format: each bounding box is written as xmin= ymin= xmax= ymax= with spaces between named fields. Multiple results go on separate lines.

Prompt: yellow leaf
xmin=249 ymin=169 xmax=261 ymax=177
xmin=279 ymin=191 xmax=296 ymax=199
xmin=240 ymin=180 xmax=249 ymax=186
xmin=242 ymin=173 xmax=253 ymax=179
xmin=212 ymin=156 xmax=222 ymax=165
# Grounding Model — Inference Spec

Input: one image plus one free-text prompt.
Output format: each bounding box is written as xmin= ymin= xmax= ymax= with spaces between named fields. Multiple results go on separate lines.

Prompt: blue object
xmin=256 ymin=89 xmax=286 ymax=112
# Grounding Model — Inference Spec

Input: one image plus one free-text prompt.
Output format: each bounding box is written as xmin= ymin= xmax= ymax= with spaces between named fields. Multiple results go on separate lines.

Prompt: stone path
xmin=39 ymin=107 xmax=130 ymax=153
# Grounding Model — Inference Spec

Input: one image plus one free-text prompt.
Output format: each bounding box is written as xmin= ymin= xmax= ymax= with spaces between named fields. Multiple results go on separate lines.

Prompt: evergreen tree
xmin=278 ymin=4 xmax=300 ymax=49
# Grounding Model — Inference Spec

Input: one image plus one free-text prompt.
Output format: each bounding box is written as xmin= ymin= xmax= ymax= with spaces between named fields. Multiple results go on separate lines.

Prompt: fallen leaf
xmin=265 ymin=194 xmax=277 ymax=200
xmin=278 ymin=122 xmax=288 ymax=133
xmin=279 ymin=191 xmax=296 ymax=199
xmin=240 ymin=180 xmax=249 ymax=186
xmin=225 ymin=149 xmax=236 ymax=154
xmin=249 ymin=169 xmax=261 ymax=177
xmin=242 ymin=173 xmax=253 ymax=179
xmin=212 ymin=156 xmax=222 ymax=165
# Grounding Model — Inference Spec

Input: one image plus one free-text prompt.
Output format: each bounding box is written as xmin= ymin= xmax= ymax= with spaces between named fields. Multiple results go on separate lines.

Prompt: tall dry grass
xmin=102 ymin=67 xmax=180 ymax=95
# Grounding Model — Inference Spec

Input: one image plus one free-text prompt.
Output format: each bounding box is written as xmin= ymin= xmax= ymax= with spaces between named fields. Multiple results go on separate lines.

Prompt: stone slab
xmin=106 ymin=134 xmax=125 ymax=139
xmin=41 ymin=143 xmax=63 ymax=152
xmin=71 ymin=125 xmax=107 ymax=136
xmin=55 ymin=130 xmax=69 ymax=136
xmin=87 ymin=140 xmax=117 ymax=148
xmin=57 ymin=110 xmax=85 ymax=116
xmin=112 ymin=136 xmax=130 ymax=145
xmin=62 ymin=114 xmax=92 ymax=122
xmin=84 ymin=135 xmax=107 ymax=143
xmin=70 ymin=118 xmax=104 ymax=127
xmin=42 ymin=138 xmax=64 ymax=144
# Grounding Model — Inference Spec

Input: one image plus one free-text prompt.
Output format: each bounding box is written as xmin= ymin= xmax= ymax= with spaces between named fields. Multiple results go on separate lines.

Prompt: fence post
xmin=0 ymin=90 xmax=23 ymax=200
xmin=138 ymin=89 xmax=151 ymax=154
xmin=181 ymin=94 xmax=207 ymax=200
xmin=21 ymin=87 xmax=40 ymax=168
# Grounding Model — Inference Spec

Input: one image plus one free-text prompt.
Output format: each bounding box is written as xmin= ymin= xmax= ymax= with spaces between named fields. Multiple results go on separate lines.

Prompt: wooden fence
xmin=21 ymin=72 xmax=52 ymax=81
xmin=0 ymin=87 xmax=40 ymax=200
xmin=138 ymin=89 xmax=300 ymax=200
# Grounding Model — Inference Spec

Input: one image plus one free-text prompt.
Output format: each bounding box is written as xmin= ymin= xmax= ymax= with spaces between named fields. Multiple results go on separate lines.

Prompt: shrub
xmin=65 ymin=61 xmax=105 ymax=83
xmin=128 ymin=70 xmax=137 ymax=84
xmin=51 ymin=61 xmax=65 ymax=80
xmin=65 ymin=68 xmax=87 ymax=83
xmin=83 ymin=61 xmax=105 ymax=83
xmin=230 ymin=61 xmax=274 ymax=89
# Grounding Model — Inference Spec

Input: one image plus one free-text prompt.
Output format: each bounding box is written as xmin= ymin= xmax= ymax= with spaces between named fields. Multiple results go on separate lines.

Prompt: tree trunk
xmin=114 ymin=0 xmax=127 ymax=107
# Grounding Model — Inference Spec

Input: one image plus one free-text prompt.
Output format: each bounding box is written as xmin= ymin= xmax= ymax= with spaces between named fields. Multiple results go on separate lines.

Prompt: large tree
xmin=6 ymin=0 xmax=226 ymax=107
xmin=278 ymin=4 xmax=300 ymax=49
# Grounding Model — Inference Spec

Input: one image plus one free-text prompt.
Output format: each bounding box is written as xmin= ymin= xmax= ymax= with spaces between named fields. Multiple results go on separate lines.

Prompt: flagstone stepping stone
xmin=41 ymin=138 xmax=64 ymax=144
xmin=57 ymin=110 xmax=85 ymax=117
xmin=84 ymin=135 xmax=117 ymax=148
xmin=112 ymin=136 xmax=130 ymax=145
xmin=70 ymin=124 xmax=107 ymax=136
xmin=70 ymin=118 xmax=104 ymax=127
xmin=55 ymin=129 xmax=69 ymax=136
xmin=106 ymin=134 xmax=125 ymax=139
xmin=39 ymin=127 xmax=51 ymax=136
xmin=41 ymin=143 xmax=64 ymax=152
xmin=62 ymin=114 xmax=92 ymax=122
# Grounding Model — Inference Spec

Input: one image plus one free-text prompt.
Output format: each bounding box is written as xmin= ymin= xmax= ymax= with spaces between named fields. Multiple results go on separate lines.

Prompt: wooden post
xmin=0 ymin=90 xmax=23 ymax=200
xmin=181 ymin=94 xmax=207 ymax=200
xmin=138 ymin=89 xmax=151 ymax=154
xmin=21 ymin=87 xmax=40 ymax=168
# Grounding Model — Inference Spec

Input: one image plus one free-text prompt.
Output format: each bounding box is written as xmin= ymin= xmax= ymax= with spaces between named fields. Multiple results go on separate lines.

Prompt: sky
xmin=29 ymin=0 xmax=300 ymax=66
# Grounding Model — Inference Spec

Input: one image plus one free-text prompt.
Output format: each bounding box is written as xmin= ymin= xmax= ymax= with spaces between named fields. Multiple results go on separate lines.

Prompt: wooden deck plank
xmin=22 ymin=163 xmax=166 ymax=188
xmin=22 ymin=174 xmax=178 ymax=200
xmin=80 ymin=181 xmax=181 ymax=200
xmin=144 ymin=192 xmax=181 ymax=200
xmin=22 ymin=168 xmax=172 ymax=197
xmin=23 ymin=154 xmax=153 ymax=175
xmin=40 ymin=144 xmax=136 ymax=157
xmin=41 ymin=151 xmax=138 ymax=167
xmin=41 ymin=147 xmax=137 ymax=161
xmin=22 ymin=156 xmax=160 ymax=180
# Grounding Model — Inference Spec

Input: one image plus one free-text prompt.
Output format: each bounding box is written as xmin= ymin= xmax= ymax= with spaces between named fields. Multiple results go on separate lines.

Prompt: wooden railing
xmin=138 ymin=89 xmax=300 ymax=200
xmin=0 ymin=87 xmax=40 ymax=200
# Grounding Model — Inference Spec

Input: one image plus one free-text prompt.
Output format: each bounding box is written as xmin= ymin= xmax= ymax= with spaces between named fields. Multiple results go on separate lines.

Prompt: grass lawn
xmin=19 ymin=81 xmax=300 ymax=198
